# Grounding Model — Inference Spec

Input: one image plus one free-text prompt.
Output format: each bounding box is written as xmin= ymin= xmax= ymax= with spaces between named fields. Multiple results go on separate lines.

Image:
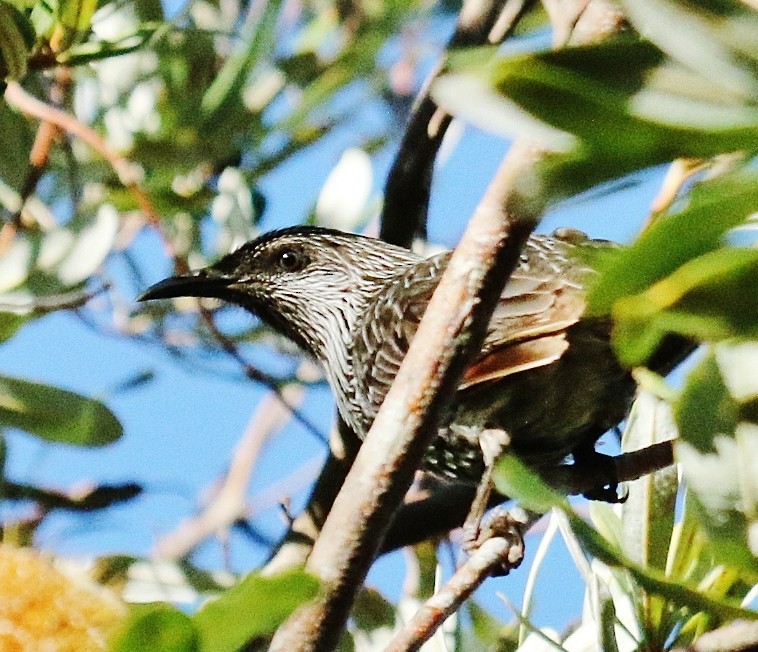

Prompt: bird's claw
xmin=463 ymin=506 xmax=528 ymax=577
xmin=583 ymin=481 xmax=628 ymax=503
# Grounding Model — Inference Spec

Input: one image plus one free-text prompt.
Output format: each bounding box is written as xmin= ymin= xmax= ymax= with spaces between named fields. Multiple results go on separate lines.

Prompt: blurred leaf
xmin=598 ymin=586 xmax=621 ymax=652
xmin=620 ymin=0 xmax=758 ymax=98
xmin=621 ymin=392 xmax=678 ymax=571
xmin=192 ymin=568 xmax=319 ymax=652
xmin=112 ymin=604 xmax=198 ymax=652
xmin=277 ymin=51 xmax=324 ymax=86
xmin=0 ymin=374 xmax=123 ymax=446
xmin=110 ymin=370 xmax=156 ymax=394
xmin=567 ymin=510 xmax=757 ymax=622
xmin=0 ymin=311 xmax=30 ymax=342
xmin=56 ymin=0 xmax=97 ymax=47
xmin=588 ymin=170 xmax=758 ymax=315
xmin=0 ymin=101 xmax=33 ymax=196
xmin=352 ymin=588 xmax=395 ymax=633
xmin=0 ymin=237 xmax=32 ymax=292
xmin=435 ymin=35 xmax=758 ymax=199
xmin=200 ymin=0 xmax=283 ymax=126
xmin=409 ymin=539 xmax=439 ymax=599
xmin=0 ymin=1 xmax=34 ymax=80
xmin=493 ymin=453 xmax=568 ymax=513
xmin=39 ymin=205 xmax=120 ymax=286
xmin=465 ymin=601 xmax=517 ymax=652
xmin=58 ymin=24 xmax=160 ymax=65
xmin=667 ymin=491 xmax=712 ymax=584
xmin=674 ymin=348 xmax=758 ymax=572
xmin=612 ymin=247 xmax=758 ymax=365
xmin=1 ymin=480 xmax=141 ymax=510
xmin=619 ymin=392 xmax=680 ymax=643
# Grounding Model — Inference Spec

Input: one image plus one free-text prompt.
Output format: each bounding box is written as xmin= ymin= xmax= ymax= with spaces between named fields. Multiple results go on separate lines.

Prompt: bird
xmin=139 ymin=226 xmax=689 ymax=497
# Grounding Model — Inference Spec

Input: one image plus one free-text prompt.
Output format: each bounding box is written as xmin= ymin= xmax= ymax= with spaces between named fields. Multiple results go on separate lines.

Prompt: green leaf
xmin=193 ymin=568 xmax=320 ymax=652
xmin=56 ymin=0 xmax=97 ymax=43
xmin=0 ymin=1 xmax=35 ymax=79
xmin=0 ymin=374 xmax=123 ymax=446
xmin=434 ymin=36 xmax=758 ymax=200
xmin=674 ymin=348 xmax=758 ymax=572
xmin=0 ymin=311 xmax=30 ymax=342
xmin=620 ymin=0 xmax=758 ymax=99
xmin=567 ymin=510 xmax=758 ymax=622
xmin=621 ymin=392 xmax=679 ymax=571
xmin=352 ymin=588 xmax=396 ymax=633
xmin=464 ymin=601 xmax=516 ymax=651
xmin=0 ymin=100 xmax=33 ymax=197
xmin=112 ymin=604 xmax=198 ymax=652
xmin=200 ymin=0 xmax=283 ymax=125
xmin=588 ymin=171 xmax=758 ymax=315
xmin=57 ymin=24 xmax=160 ymax=65
xmin=611 ymin=247 xmax=758 ymax=365
xmin=493 ymin=453 xmax=568 ymax=513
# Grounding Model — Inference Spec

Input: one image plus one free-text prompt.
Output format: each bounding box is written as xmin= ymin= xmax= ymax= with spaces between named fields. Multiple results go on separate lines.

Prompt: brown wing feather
xmin=349 ymin=235 xmax=596 ymax=431
xmin=460 ymin=334 xmax=569 ymax=389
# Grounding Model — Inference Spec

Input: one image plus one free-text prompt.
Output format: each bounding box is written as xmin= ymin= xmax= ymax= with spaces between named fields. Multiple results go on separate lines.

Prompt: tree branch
xmin=268 ymin=136 xmax=547 ymax=652
xmin=380 ymin=0 xmax=534 ymax=248
xmin=385 ymin=509 xmax=542 ymax=652
xmin=381 ymin=440 xmax=675 ymax=553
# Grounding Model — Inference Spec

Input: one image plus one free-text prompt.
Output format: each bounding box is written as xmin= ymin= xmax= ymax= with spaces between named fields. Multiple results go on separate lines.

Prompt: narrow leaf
xmin=112 ymin=604 xmax=198 ymax=652
xmin=588 ymin=171 xmax=758 ymax=315
xmin=0 ymin=374 xmax=122 ymax=446
xmin=193 ymin=568 xmax=319 ymax=652
xmin=674 ymin=349 xmax=758 ymax=572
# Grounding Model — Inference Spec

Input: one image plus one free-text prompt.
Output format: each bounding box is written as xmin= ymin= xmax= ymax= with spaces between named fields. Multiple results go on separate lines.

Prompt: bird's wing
xmin=463 ymin=237 xmax=593 ymax=388
xmin=461 ymin=272 xmax=586 ymax=388
xmin=353 ymin=236 xmax=598 ymax=416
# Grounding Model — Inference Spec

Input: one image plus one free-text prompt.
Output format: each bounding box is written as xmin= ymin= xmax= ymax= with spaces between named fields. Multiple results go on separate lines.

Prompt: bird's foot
xmin=583 ymin=482 xmax=628 ymax=503
xmin=463 ymin=506 xmax=530 ymax=576
xmin=460 ymin=429 xmax=510 ymax=543
xmin=573 ymin=448 xmax=627 ymax=503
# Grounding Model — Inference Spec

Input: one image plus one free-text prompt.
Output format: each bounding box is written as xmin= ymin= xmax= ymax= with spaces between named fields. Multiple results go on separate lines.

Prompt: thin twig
xmin=264 ymin=418 xmax=361 ymax=575
xmin=198 ymin=308 xmax=327 ymax=442
xmin=0 ymin=285 xmax=109 ymax=314
xmin=386 ymin=509 xmax=542 ymax=652
xmin=153 ymin=384 xmax=312 ymax=559
xmin=3 ymin=81 xmax=177 ymax=262
xmin=1 ymin=480 xmax=141 ymax=512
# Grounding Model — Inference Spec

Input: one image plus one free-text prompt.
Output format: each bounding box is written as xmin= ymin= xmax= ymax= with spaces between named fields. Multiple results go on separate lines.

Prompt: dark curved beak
xmin=137 ymin=271 xmax=236 ymax=302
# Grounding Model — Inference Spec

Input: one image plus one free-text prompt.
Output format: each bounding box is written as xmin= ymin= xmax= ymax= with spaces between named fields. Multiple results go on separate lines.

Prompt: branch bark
xmin=268 ymin=137 xmax=547 ymax=652
xmin=267 ymin=2 xmax=627 ymax=650
xmin=380 ymin=0 xmax=534 ymax=248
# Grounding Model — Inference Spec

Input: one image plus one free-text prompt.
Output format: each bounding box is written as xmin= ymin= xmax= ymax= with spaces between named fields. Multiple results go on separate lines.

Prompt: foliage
xmin=0 ymin=0 xmax=756 ymax=649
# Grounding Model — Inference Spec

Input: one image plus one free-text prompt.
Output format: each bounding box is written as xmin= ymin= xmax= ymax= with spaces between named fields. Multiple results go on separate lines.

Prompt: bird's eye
xmin=276 ymin=249 xmax=306 ymax=272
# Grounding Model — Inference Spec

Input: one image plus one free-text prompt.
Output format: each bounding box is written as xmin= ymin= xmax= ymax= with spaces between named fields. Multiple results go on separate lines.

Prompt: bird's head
xmin=138 ymin=226 xmax=421 ymax=360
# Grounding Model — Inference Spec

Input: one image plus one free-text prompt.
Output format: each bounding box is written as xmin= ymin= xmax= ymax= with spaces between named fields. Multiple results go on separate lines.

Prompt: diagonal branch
xmin=267 ymin=2 xmax=627 ymax=649
xmin=380 ymin=0 xmax=535 ymax=248
xmin=385 ymin=508 xmax=543 ymax=652
xmin=4 ymin=82 xmax=166 ymax=242
xmin=263 ymin=0 xmax=528 ymax=577
xmin=268 ymin=136 xmax=547 ymax=652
